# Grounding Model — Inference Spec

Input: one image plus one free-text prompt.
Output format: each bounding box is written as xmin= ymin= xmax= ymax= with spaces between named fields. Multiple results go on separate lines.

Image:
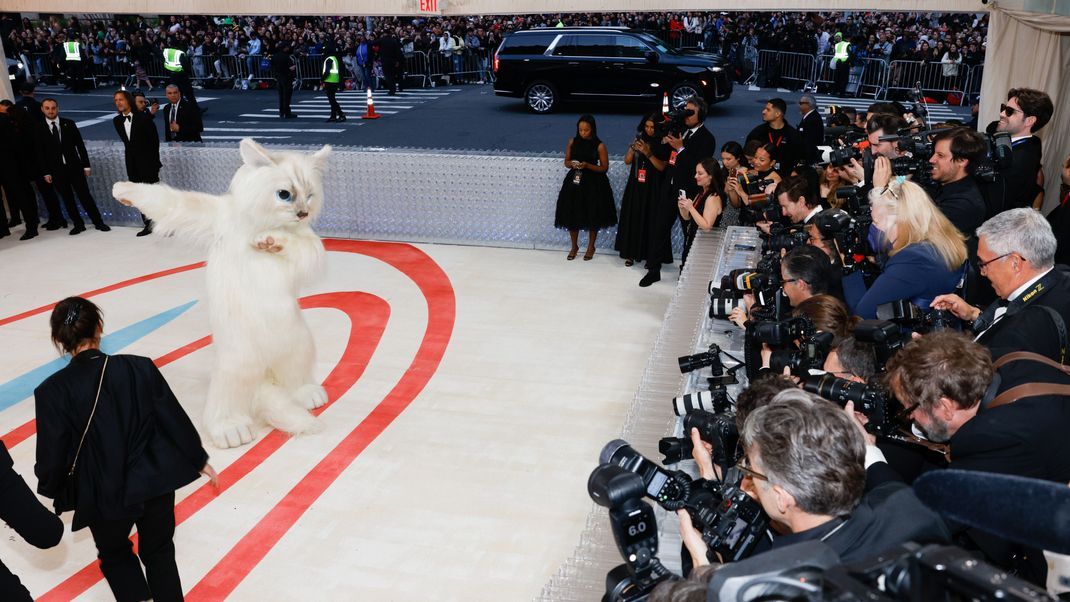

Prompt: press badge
xmin=637 ymin=168 xmax=647 ymax=183
xmin=668 ymin=151 xmax=678 ymax=166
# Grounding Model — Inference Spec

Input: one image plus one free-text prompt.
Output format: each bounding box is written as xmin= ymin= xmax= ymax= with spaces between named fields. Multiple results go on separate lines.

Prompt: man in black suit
xmin=376 ymin=30 xmax=404 ymax=96
xmin=995 ymin=88 xmax=1053 ymax=211
xmin=14 ymin=82 xmax=41 ymax=122
xmin=0 ymin=102 xmax=39 ymax=240
xmin=271 ymin=42 xmax=298 ymax=118
xmin=932 ymin=208 xmax=1070 ymax=363
xmin=35 ymin=98 xmax=109 ymax=235
xmin=796 ymin=94 xmax=824 ymax=165
xmin=113 ymin=90 xmax=160 ymax=237
xmin=886 ymin=331 xmax=1070 ymax=583
xmin=640 ymin=96 xmax=716 ymax=287
xmin=161 ymin=85 xmax=202 ymax=142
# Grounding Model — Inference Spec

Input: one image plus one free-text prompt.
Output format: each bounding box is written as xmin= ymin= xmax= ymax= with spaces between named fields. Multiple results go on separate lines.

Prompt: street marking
xmin=203 ymin=127 xmax=346 ymax=133
xmin=202 ymin=135 xmax=292 ymax=139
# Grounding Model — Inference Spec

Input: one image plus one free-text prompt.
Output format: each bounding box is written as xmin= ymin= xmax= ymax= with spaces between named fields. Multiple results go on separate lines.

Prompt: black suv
xmin=493 ymin=27 xmax=732 ymax=113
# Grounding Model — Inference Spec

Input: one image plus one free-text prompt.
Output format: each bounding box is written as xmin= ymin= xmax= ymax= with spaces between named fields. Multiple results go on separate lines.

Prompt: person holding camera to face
xmin=843 ymin=179 xmax=967 ymax=319
xmin=678 ymin=390 xmax=949 ymax=569
xmin=839 ymin=114 xmax=907 ymax=189
xmin=640 ymin=97 xmax=715 ymax=287
xmin=756 ymin=175 xmax=823 ymax=236
xmin=730 ymin=144 xmax=782 ymax=217
xmin=885 ymin=331 xmax=1070 ymax=583
xmin=930 ymin=208 xmax=1070 ymax=363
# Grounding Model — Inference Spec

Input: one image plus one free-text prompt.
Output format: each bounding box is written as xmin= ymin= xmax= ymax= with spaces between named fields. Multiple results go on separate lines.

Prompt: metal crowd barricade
xmin=294 ymin=54 xmax=324 ymax=88
xmin=813 ymin=53 xmax=866 ymax=96
xmin=771 ymin=51 xmax=816 ymax=90
xmin=854 ymin=57 xmax=889 ymax=99
xmin=963 ymin=64 xmax=983 ymax=96
xmin=403 ymin=50 xmax=429 ymax=88
xmin=886 ymin=59 xmax=966 ymax=99
xmin=29 ymin=52 xmax=57 ymax=82
xmin=425 ymin=50 xmax=453 ymax=86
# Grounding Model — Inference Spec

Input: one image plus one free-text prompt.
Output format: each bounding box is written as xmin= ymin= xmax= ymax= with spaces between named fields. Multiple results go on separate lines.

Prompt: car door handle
xmin=567 ymin=61 xmax=579 ymax=65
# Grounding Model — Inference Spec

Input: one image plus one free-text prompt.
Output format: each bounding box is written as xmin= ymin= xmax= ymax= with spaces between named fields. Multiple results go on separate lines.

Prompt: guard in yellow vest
xmin=829 ymin=32 xmax=852 ymax=98
xmin=62 ymin=37 xmax=88 ymax=92
xmin=321 ymin=45 xmax=346 ymax=122
xmin=163 ymin=45 xmax=200 ymax=107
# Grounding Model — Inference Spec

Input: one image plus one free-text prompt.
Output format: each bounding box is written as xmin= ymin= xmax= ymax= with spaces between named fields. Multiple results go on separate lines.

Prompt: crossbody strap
xmin=69 ymin=355 xmax=107 ymax=476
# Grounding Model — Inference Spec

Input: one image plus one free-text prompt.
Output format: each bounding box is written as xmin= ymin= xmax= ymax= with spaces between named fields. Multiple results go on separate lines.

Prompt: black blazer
xmin=667 ymin=124 xmax=716 ymax=198
xmin=113 ymin=111 xmax=161 ymax=183
xmin=1002 ymin=136 xmax=1043 ymax=211
xmin=0 ymin=443 xmax=63 ymax=600
xmin=799 ymin=110 xmax=824 ymax=162
xmin=161 ymin=100 xmax=203 ymax=142
xmin=35 ymin=117 xmax=90 ymax=176
xmin=934 ymin=176 xmax=987 ymax=237
xmin=976 ymin=268 xmax=1070 ymax=363
xmin=34 ymin=351 xmax=209 ymax=530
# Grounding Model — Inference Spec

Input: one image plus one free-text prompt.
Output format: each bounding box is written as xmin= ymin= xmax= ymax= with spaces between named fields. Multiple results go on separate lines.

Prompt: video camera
xmin=588 ymin=464 xmax=675 ymax=601
xmin=600 ymin=440 xmax=770 ymax=563
xmin=653 ymin=107 xmax=694 ymax=139
xmin=974 ymin=130 xmax=1013 ymax=183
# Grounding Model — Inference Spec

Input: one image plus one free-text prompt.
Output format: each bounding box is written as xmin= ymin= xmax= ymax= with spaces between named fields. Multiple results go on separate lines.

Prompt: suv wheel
xmin=669 ymin=82 xmax=702 ymax=110
xmin=525 ymin=81 xmax=557 ymax=113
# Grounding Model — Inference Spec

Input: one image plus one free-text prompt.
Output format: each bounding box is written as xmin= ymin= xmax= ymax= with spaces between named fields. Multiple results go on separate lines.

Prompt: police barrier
xmin=854 ymin=56 xmax=890 ymax=99
xmin=403 ymin=51 xmax=430 ymax=88
xmin=754 ymin=50 xmax=816 ymax=90
xmin=887 ymin=59 xmax=967 ymax=100
xmin=813 ymin=53 xmax=865 ymax=96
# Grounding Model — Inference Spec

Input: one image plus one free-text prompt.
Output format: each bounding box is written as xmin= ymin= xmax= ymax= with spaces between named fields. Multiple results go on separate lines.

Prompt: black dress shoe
xmin=19 ymin=230 xmax=38 ymax=241
xmin=639 ymin=271 xmax=661 ymax=287
xmin=43 ymin=222 xmax=62 ymax=231
xmin=95 ymin=223 xmax=111 ymax=232
xmin=136 ymin=225 xmax=153 ymax=237
xmin=325 ymin=117 xmax=337 ymax=122
xmin=69 ymin=225 xmax=86 ymax=235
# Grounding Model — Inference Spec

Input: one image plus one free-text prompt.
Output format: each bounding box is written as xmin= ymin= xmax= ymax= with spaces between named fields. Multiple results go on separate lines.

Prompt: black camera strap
xmin=973 ymin=269 xmax=1067 ymax=361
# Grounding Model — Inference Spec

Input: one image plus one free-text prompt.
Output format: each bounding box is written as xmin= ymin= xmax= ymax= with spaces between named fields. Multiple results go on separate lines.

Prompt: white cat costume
xmin=113 ymin=139 xmax=331 ymax=448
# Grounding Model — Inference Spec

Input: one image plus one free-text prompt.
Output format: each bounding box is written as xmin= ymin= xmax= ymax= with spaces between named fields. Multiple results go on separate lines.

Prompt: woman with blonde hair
xmin=845 ymin=179 xmax=967 ymax=318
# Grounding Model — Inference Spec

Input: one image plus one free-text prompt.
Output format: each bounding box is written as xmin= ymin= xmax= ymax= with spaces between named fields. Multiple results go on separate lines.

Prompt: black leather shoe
xmin=70 ymin=225 xmax=86 ymax=235
xmin=639 ymin=271 xmax=661 ymax=287
xmin=19 ymin=230 xmax=38 ymax=241
xmin=136 ymin=225 xmax=153 ymax=237
xmin=325 ymin=117 xmax=337 ymax=122
xmin=95 ymin=223 xmax=111 ymax=232
xmin=43 ymin=221 xmax=64 ymax=231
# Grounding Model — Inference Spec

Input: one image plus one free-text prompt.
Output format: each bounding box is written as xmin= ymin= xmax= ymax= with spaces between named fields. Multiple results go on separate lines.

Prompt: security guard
xmin=830 ymin=32 xmax=852 ymax=98
xmin=162 ymin=45 xmax=199 ymax=107
xmin=62 ymin=36 xmax=87 ymax=92
xmin=321 ymin=45 xmax=345 ymax=122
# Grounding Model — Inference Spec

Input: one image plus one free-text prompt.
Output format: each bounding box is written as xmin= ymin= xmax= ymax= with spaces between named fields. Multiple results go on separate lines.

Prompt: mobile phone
xmin=678 ymin=189 xmax=687 ymax=199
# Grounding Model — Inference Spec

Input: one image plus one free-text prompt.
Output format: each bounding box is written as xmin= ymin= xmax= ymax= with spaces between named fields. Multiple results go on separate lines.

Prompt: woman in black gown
xmin=555 ymin=114 xmax=617 ymax=260
xmin=615 ymin=113 xmax=669 ymax=267
xmin=34 ymin=297 xmax=218 ymax=602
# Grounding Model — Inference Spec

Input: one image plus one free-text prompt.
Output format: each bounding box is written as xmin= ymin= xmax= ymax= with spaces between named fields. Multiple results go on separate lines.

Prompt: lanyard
xmin=768 ymin=131 xmax=784 ymax=147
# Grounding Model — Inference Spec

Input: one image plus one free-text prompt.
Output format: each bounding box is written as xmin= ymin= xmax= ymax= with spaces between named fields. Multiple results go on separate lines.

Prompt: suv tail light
xmin=493 ymin=51 xmax=499 ymax=73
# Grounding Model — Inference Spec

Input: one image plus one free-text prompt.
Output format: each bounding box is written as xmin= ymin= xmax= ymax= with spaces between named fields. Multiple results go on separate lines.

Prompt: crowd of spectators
xmin=2 ymin=11 xmax=990 ymax=87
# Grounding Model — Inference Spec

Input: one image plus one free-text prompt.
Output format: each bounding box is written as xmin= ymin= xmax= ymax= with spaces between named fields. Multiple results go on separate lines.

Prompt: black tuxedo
xmin=0 ymin=113 xmax=40 ymax=234
xmin=35 ymin=117 xmax=104 ymax=228
xmin=14 ymin=97 xmax=41 ymax=122
xmin=798 ymin=110 xmax=824 ymax=163
xmin=114 ymin=112 xmax=161 ymax=183
xmin=161 ymin=100 xmax=202 ymax=142
xmin=1002 ymin=136 xmax=1043 ymax=211
xmin=646 ymin=124 xmax=716 ymax=271
xmin=974 ymin=267 xmax=1070 ymax=363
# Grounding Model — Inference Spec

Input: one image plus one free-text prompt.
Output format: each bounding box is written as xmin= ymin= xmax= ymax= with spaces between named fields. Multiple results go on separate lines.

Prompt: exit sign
xmin=418 ymin=0 xmax=440 ymax=14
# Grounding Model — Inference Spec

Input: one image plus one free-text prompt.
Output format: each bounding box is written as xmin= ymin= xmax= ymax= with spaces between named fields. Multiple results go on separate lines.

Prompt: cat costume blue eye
xmin=276 ymin=190 xmax=293 ymax=202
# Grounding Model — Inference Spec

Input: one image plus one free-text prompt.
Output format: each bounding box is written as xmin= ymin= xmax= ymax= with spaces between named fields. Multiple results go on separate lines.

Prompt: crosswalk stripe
xmin=203 ymin=127 xmax=346 ymax=133
xmin=203 ymin=135 xmax=292 ymax=140
xmin=255 ymin=108 xmax=401 ymax=115
xmin=240 ymin=111 xmax=398 ymax=117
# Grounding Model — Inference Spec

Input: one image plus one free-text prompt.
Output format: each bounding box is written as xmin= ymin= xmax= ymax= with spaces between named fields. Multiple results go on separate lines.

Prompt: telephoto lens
xmin=709 ymin=287 xmax=746 ymax=320
xmin=673 ymin=390 xmax=715 ymax=416
xmin=679 ymin=344 xmax=722 ymax=374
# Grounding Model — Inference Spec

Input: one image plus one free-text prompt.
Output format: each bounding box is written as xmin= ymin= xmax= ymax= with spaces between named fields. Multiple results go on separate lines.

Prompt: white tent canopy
xmin=3 ymin=1 xmax=1068 ymax=207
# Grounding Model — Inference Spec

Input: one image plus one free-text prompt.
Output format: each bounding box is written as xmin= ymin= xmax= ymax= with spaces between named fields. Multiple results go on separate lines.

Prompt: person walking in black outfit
xmin=1 ymin=441 xmax=63 ymax=601
xmin=272 ymin=42 xmax=298 ymax=118
xmin=35 ymin=98 xmax=109 ymax=235
xmin=376 ymin=30 xmax=404 ymax=96
xmin=34 ymin=297 xmax=218 ymax=602
xmin=554 ymin=114 xmax=617 ymax=260
xmin=0 ymin=102 xmax=40 ymax=240
xmin=640 ymin=97 xmax=716 ymax=287
xmin=113 ymin=90 xmax=161 ymax=237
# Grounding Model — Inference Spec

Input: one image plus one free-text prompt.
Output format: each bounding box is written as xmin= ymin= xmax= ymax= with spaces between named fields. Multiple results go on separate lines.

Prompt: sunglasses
xmin=1000 ymin=103 xmax=1023 ymax=117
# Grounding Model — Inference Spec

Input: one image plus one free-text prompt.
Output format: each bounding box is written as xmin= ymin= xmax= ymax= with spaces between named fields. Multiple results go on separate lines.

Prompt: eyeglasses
xmin=896 ymin=401 xmax=920 ymax=423
xmin=973 ymin=252 xmax=1013 ymax=273
xmin=736 ymin=457 xmax=769 ymax=482
xmin=1000 ymin=103 xmax=1022 ymax=117
xmin=782 ymin=277 xmax=800 ymax=286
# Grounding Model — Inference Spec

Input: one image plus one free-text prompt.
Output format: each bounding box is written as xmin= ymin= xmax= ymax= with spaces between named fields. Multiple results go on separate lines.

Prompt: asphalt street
xmin=37 ymin=81 xmax=971 ymax=155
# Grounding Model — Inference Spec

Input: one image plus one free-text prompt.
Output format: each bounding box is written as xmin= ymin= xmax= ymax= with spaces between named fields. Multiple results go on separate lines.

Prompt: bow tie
xmin=125 ymin=115 xmax=132 ymax=122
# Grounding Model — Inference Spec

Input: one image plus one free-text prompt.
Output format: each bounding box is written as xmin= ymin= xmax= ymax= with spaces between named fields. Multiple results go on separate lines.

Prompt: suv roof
xmin=511 ymin=27 xmax=635 ymax=34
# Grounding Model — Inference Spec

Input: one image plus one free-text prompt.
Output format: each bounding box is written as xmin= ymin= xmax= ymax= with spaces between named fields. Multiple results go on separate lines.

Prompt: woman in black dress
xmin=678 ymin=157 xmax=725 ymax=268
xmin=615 ymin=113 xmax=669 ymax=266
xmin=555 ymin=114 xmax=617 ymax=260
xmin=34 ymin=297 xmax=218 ymax=602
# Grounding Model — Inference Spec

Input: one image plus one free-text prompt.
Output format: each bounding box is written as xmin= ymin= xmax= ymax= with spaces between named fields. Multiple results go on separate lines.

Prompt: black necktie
xmin=683 ymin=129 xmax=692 ymax=142
xmin=51 ymin=121 xmax=59 ymax=142
xmin=171 ymin=106 xmax=177 ymax=123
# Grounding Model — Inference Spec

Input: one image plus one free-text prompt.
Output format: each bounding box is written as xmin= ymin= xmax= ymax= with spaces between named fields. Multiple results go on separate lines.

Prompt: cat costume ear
xmin=311 ymin=145 xmax=332 ymax=172
xmin=240 ymin=138 xmax=276 ymax=168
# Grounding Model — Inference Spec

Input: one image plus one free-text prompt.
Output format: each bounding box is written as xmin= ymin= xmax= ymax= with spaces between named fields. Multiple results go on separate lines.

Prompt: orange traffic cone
xmin=361 ymin=87 xmax=381 ymax=120
xmin=662 ymin=92 xmax=670 ymax=115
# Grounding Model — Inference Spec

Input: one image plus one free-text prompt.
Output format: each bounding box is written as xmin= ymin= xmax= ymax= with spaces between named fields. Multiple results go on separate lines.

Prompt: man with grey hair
xmin=932 ymin=208 xmax=1070 ymax=362
xmin=797 ymin=93 xmax=823 ymax=164
xmin=680 ymin=390 xmax=948 ymax=566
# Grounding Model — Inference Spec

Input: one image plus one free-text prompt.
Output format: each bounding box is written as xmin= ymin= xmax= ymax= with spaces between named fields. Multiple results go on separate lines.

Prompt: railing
xmin=754 ymin=49 xmax=816 ymax=90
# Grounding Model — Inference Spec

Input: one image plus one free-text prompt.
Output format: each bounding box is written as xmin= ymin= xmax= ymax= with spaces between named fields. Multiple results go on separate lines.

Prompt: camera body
xmin=802 ymin=374 xmax=898 ymax=435
xmin=876 ymin=300 xmax=958 ymax=334
xmin=653 ymin=107 xmax=695 ymax=139
xmin=660 ymin=408 xmax=740 ymax=466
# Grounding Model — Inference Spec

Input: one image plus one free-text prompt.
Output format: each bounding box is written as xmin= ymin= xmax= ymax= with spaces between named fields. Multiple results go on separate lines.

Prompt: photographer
xmin=928 ymin=127 xmax=988 ymax=238
xmin=885 ymin=331 xmax=1070 ymax=581
xmin=730 ymin=143 xmax=782 ymax=213
xmin=841 ymin=114 xmax=907 ymax=189
xmin=641 ymin=97 xmax=716 ymax=288
xmin=845 ymin=180 xmax=966 ymax=319
xmin=679 ymin=390 xmax=949 ymax=567
xmin=757 ymin=175 xmax=823 ymax=235
xmin=823 ymin=336 xmax=878 ymax=384
xmin=727 ymin=246 xmax=833 ymax=328
xmin=931 ymin=208 xmax=1070 ymax=362
xmin=1048 ymin=154 xmax=1070 ymax=265
xmin=994 ymin=88 xmax=1053 ymax=211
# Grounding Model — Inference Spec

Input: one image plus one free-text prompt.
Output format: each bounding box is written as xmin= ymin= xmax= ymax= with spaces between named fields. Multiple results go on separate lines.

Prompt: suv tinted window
xmin=498 ymin=32 xmax=558 ymax=56
xmin=614 ymin=35 xmax=650 ymax=59
xmin=552 ymin=34 xmax=617 ymax=58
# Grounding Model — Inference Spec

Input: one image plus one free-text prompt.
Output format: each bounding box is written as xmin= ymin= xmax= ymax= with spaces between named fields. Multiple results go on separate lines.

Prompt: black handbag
xmin=53 ymin=356 xmax=108 ymax=514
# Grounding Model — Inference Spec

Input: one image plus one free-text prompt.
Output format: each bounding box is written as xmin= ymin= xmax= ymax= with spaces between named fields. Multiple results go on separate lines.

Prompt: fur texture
xmin=113 ymin=139 xmax=332 ymax=448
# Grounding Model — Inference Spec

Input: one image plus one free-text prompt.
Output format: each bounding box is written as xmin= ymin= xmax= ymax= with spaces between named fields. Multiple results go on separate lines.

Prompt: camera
xmin=974 ymin=131 xmax=1013 ymax=182
xmin=708 ymin=286 xmax=747 ymax=320
xmin=722 ymin=269 xmax=780 ymax=294
xmin=876 ymin=300 xmax=958 ymax=334
xmin=854 ymin=320 xmax=906 ymax=371
xmin=588 ymin=464 xmax=675 ymax=601
xmin=601 ymin=440 xmax=694 ymax=510
xmin=653 ymin=107 xmax=694 ymax=139
xmin=803 ymin=374 xmax=899 ymax=435
xmin=678 ymin=344 xmax=723 ymax=374
xmin=814 ymin=208 xmax=879 ymax=280
xmin=659 ymin=408 xmax=741 ymax=466
xmin=737 ymin=173 xmax=775 ymax=197
xmin=752 ymin=316 xmax=834 ymax=377
xmin=762 ymin=222 xmax=810 ymax=255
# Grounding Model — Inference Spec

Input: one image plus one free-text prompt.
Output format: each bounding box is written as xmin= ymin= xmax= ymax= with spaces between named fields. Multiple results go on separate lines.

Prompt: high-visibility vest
xmin=323 ymin=56 xmax=340 ymax=83
xmin=64 ymin=41 xmax=81 ymax=61
xmin=832 ymin=41 xmax=850 ymax=65
xmin=163 ymin=48 xmax=185 ymax=72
